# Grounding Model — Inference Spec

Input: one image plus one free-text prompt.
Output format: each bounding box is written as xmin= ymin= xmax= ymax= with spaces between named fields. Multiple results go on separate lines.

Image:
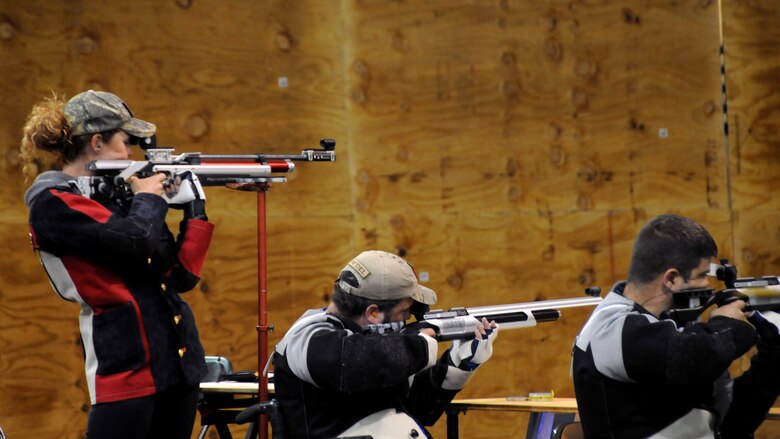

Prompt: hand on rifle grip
xmin=167 ymin=172 xmax=208 ymax=221
xmin=448 ymin=318 xmax=498 ymax=371
xmin=128 ymin=173 xmax=166 ymax=196
xmin=710 ymin=299 xmax=749 ymax=324
xmin=401 ymin=320 xmax=439 ymax=338
xmin=749 ymin=311 xmax=780 ymax=346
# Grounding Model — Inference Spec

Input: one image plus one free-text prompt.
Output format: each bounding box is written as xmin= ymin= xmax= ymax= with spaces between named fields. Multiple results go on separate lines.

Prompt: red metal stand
xmin=231 ymin=181 xmax=276 ymax=439
xmin=256 ymin=187 xmax=270 ymax=439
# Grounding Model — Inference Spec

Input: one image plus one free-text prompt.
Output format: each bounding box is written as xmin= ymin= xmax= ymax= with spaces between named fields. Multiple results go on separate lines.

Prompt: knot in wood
xmin=0 ymin=21 xmax=15 ymax=40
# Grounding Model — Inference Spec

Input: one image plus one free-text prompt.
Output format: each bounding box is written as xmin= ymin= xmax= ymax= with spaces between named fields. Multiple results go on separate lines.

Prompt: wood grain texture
xmin=345 ymin=0 xmax=726 ymax=216
xmin=723 ymin=0 xmax=780 ymax=209
xmin=1 ymin=0 xmax=779 ymax=438
xmin=721 ymin=3 xmax=780 ymax=435
xmin=722 ymin=0 xmax=780 ymax=285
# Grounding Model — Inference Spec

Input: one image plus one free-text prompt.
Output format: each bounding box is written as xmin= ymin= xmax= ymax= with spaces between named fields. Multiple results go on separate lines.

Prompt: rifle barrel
xmin=197 ymin=150 xmax=335 ymax=162
xmin=466 ymin=296 xmax=602 ymax=319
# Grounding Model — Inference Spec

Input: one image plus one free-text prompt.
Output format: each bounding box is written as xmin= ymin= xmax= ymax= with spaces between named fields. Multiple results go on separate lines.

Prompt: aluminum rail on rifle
xmin=77 ymin=138 xmax=336 ymax=201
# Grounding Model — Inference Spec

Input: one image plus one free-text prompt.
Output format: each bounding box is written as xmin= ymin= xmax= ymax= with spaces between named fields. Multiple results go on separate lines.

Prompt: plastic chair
xmin=197 ymin=356 xmax=235 ymax=439
xmin=526 ymin=412 xmax=576 ymax=439
xmin=551 ymin=421 xmax=584 ymax=439
xmin=202 ymin=355 xmax=234 ymax=382
xmin=235 ymin=400 xmax=286 ymax=439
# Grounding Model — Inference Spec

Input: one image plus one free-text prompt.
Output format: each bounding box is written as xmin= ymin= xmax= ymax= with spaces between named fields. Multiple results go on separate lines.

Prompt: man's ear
xmin=364 ymin=304 xmax=381 ymax=324
xmin=662 ymin=268 xmax=680 ymax=289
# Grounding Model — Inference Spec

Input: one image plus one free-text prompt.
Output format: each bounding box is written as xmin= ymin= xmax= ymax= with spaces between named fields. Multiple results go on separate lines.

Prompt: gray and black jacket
xmin=273 ymin=308 xmax=463 ymax=438
xmin=572 ymin=282 xmax=780 ymax=439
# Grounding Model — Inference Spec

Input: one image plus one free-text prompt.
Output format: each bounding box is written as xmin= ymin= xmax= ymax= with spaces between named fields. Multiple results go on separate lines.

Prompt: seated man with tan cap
xmin=273 ymin=250 xmax=498 ymax=439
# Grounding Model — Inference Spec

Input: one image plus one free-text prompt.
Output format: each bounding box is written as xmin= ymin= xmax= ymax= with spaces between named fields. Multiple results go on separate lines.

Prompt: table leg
xmin=446 ymin=408 xmax=460 ymax=439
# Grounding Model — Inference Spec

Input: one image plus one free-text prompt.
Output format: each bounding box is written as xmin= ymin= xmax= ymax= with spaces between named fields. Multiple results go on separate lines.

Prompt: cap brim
xmin=412 ymin=285 xmax=437 ymax=305
xmin=122 ymin=118 xmax=157 ymax=138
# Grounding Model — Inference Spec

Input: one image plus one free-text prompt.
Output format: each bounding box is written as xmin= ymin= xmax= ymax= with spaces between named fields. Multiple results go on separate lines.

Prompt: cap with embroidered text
xmin=338 ymin=250 xmax=437 ymax=305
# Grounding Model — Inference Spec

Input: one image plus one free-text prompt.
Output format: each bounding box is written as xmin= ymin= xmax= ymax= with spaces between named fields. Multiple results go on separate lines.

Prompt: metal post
xmin=256 ymin=187 xmax=270 ymax=439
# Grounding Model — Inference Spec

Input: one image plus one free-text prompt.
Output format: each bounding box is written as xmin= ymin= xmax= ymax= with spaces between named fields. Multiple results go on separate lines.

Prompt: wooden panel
xmin=723 ymin=0 xmax=780 ymax=213
xmin=1 ymin=0 xmax=779 ymax=438
xmin=731 ymin=211 xmax=780 ymax=278
xmin=722 ymin=0 xmax=780 ymax=293
xmin=345 ymin=0 xmax=725 ymax=216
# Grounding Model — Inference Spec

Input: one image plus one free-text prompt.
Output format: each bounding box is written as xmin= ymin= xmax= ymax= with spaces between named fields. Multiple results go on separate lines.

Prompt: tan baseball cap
xmin=64 ymin=90 xmax=157 ymax=138
xmin=338 ymin=250 xmax=437 ymax=305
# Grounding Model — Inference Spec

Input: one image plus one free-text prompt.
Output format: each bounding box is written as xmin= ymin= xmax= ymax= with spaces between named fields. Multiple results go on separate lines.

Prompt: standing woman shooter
xmin=20 ymin=90 xmax=214 ymax=439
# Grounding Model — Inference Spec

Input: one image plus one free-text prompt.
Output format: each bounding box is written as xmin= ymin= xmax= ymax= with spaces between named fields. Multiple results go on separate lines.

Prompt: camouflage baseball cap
xmin=338 ymin=250 xmax=437 ymax=305
xmin=64 ymin=90 xmax=156 ymax=138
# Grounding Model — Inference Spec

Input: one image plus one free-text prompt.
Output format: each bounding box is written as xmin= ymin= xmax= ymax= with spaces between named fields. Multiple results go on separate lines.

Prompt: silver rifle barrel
xmin=88 ymin=160 xmax=134 ymax=171
xmin=195 ymin=149 xmax=335 ymax=162
xmin=737 ymin=284 xmax=780 ymax=308
xmin=152 ymin=164 xmax=279 ymax=176
xmin=467 ymin=296 xmax=603 ymax=322
xmin=734 ymin=277 xmax=780 ymax=288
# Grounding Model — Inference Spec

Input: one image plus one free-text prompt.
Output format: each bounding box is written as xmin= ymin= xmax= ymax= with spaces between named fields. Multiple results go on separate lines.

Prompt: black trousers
xmin=86 ymin=383 xmax=199 ymax=439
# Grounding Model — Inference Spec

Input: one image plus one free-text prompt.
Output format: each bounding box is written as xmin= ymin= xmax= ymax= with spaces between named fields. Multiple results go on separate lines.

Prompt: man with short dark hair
xmin=573 ymin=214 xmax=780 ymax=438
xmin=273 ymin=250 xmax=497 ymax=438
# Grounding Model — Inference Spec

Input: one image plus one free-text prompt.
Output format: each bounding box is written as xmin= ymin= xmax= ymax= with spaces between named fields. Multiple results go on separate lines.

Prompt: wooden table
xmin=450 ymin=397 xmax=578 ymax=413
xmin=197 ymin=382 xmax=274 ymax=439
xmin=445 ymin=398 xmax=577 ymax=439
xmin=445 ymin=397 xmax=780 ymax=438
xmin=200 ymin=381 xmax=274 ymax=394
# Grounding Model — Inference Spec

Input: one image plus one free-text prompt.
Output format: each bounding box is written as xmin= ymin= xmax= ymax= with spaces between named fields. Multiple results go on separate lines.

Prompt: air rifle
xmin=661 ymin=260 xmax=780 ymax=325
xmin=368 ymin=288 xmax=603 ymax=341
xmin=75 ymin=138 xmax=336 ymax=202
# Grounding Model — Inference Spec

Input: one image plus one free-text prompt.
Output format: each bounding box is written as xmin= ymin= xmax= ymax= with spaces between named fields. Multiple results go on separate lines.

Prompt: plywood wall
xmin=0 ymin=1 xmax=778 ymax=438
xmin=721 ymin=1 xmax=780 ymax=436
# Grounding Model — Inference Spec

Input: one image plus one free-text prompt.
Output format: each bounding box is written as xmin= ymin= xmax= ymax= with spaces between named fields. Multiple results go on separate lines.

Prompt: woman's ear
xmin=89 ymin=134 xmax=103 ymax=154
